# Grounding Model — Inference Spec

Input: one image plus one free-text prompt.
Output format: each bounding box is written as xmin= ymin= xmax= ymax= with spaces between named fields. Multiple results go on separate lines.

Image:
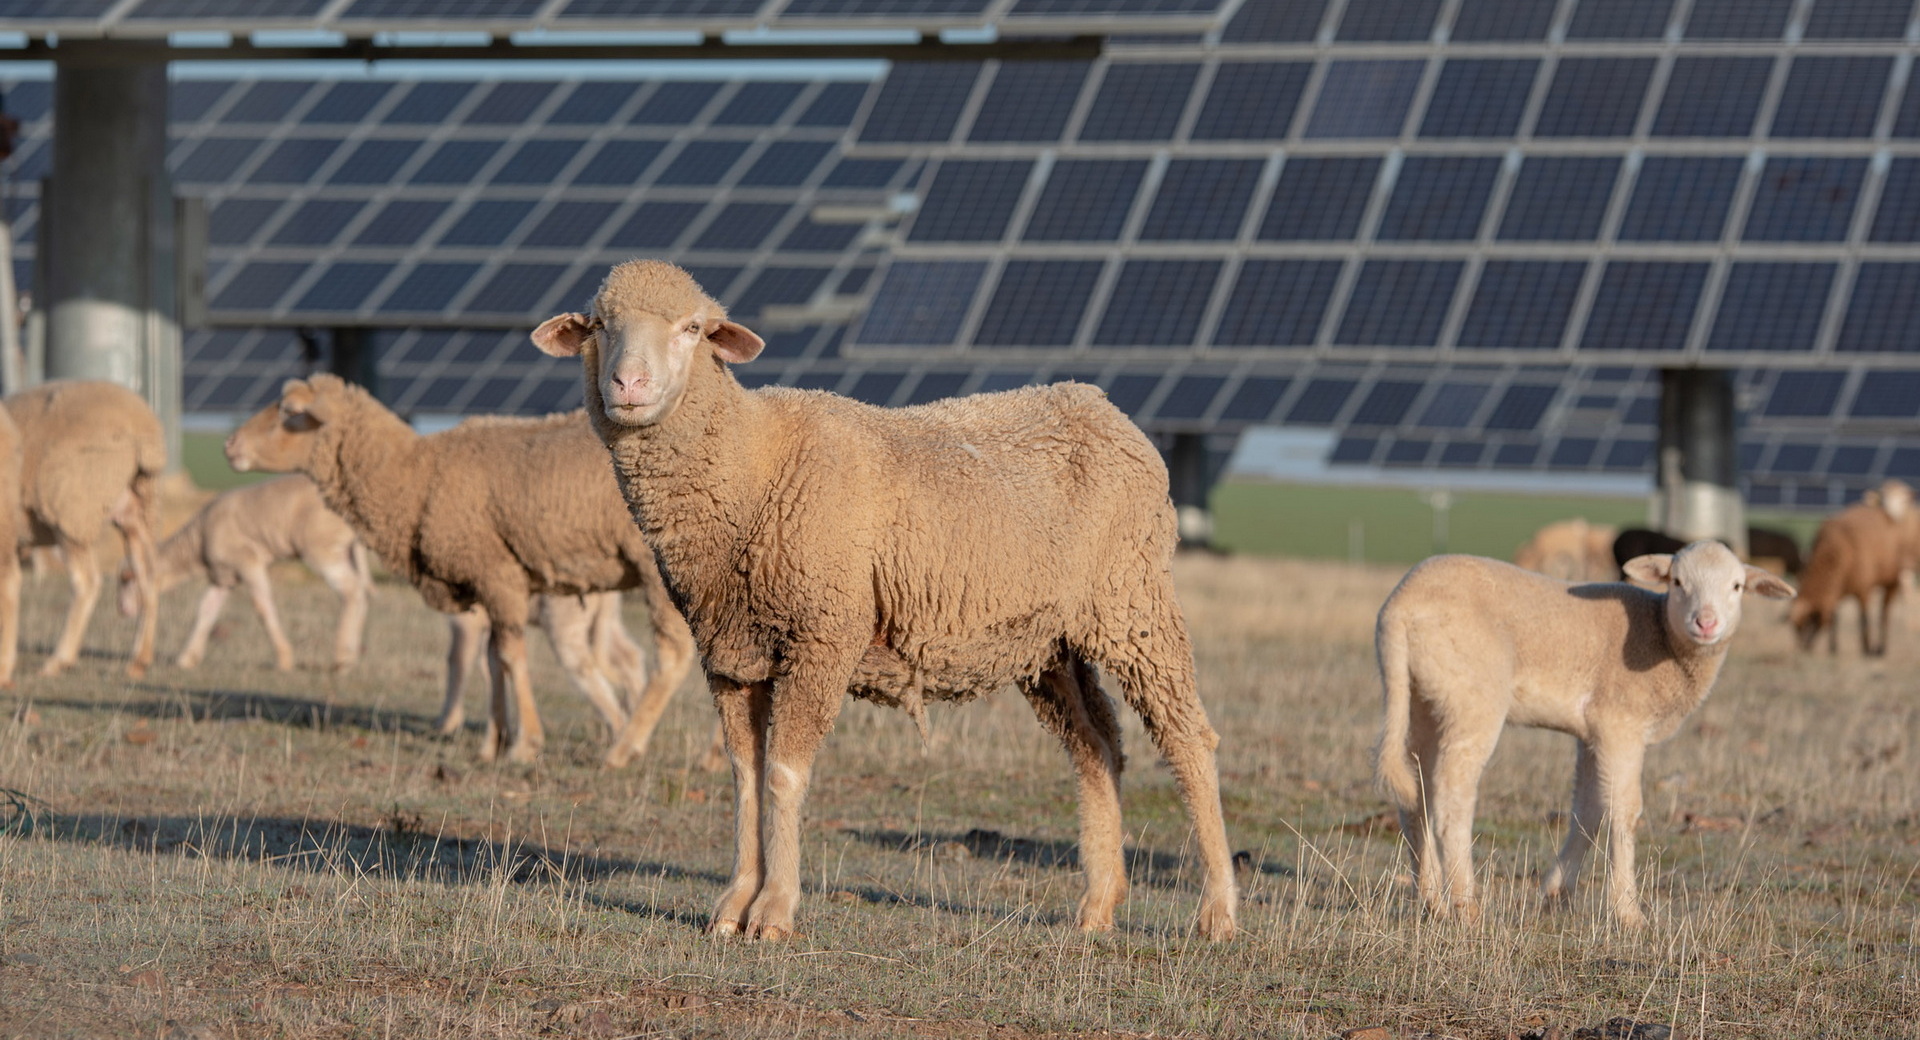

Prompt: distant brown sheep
xmin=1791 ymin=481 xmax=1920 ymax=655
xmin=1514 ymin=519 xmax=1617 ymax=581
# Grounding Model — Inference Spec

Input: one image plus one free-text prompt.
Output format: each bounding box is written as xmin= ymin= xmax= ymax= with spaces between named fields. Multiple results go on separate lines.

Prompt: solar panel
xmin=1078 ymin=63 xmax=1200 ymax=141
xmin=1091 ymin=260 xmax=1219 ymax=346
xmin=1457 ymin=261 xmax=1585 ymax=350
xmin=692 ymin=202 xmax=791 ymax=250
xmin=1137 ymin=159 xmax=1262 ymax=241
xmin=548 ymin=82 xmax=639 ymax=125
xmin=208 ymin=199 xmax=283 ymax=246
xmin=1770 ymin=56 xmax=1892 ymax=138
xmin=493 ymin=139 xmax=586 ymax=184
xmin=377 ymin=263 xmax=480 ymax=313
xmin=330 ymin=139 xmax=422 ymax=184
xmin=1684 ymin=0 xmax=1791 ymax=38
xmin=1851 ymin=370 xmax=1920 ymax=416
xmin=1336 ymin=261 xmax=1463 ymax=346
xmin=713 ymin=81 xmax=804 ymax=126
xmin=1566 ymin=0 xmax=1672 ymax=38
xmin=1375 ymin=156 xmax=1500 ymax=241
xmin=1483 ymin=384 xmax=1555 ymax=430
xmin=1336 ymin=0 xmax=1440 ymax=41
xmin=969 ymin=62 xmax=1091 ymax=143
xmin=1023 ymin=159 xmax=1146 ymax=241
xmin=1498 ymin=157 xmax=1618 ymax=241
xmin=411 ymin=140 xmax=503 ymax=184
xmin=355 ymin=199 xmax=450 ymax=246
xmin=1219 ymin=0 xmax=1325 ymax=41
xmin=1617 ymin=157 xmax=1743 ymax=241
xmin=605 ymin=201 xmax=703 ymax=249
xmin=1414 ymin=382 xmax=1488 ymax=427
xmin=1651 ymin=57 xmax=1772 ymax=137
xmin=1534 ymin=58 xmax=1654 ymax=138
xmin=859 ymin=260 xmax=984 ymax=345
xmin=858 ymin=63 xmax=980 ymax=144
xmin=1190 ymin=62 xmax=1309 ymax=140
xmin=1707 ymin=263 xmax=1837 ymax=353
xmin=270 ymin=199 xmax=366 ymax=246
xmin=1837 ymin=263 xmax=1920 ymax=352
xmin=222 ymin=81 xmax=314 ymax=123
xmin=974 ymin=260 xmax=1102 ymax=346
xmin=1764 ymin=371 xmax=1848 ymax=417
xmin=521 ymin=201 xmax=619 ymax=249
xmin=573 ymin=139 xmax=667 ymax=185
xmin=907 ymin=160 xmax=1033 ymax=242
xmin=655 ymin=140 xmax=751 ymax=185
xmin=1305 ymin=60 xmax=1422 ymax=138
xmin=1580 ymin=262 xmax=1707 ymax=353
xmin=1213 ymin=260 xmax=1341 ymax=347
xmin=438 ymin=199 xmax=534 ymax=246
xmin=385 ymin=82 xmax=475 ymax=124
xmin=466 ymin=263 xmax=569 ymax=315
xmin=1258 ymin=157 xmax=1380 ymax=240
xmin=249 ymin=137 xmax=342 ymax=184
xmin=1450 ymin=0 xmax=1555 ymax=40
xmin=1741 ymin=157 xmax=1866 ymax=242
xmin=465 ymin=81 xmax=554 ymax=124
xmin=1803 ymin=0 xmax=1915 ymax=39
xmin=1419 ymin=60 xmax=1537 ymax=139
xmin=297 ymin=262 xmax=395 ymax=313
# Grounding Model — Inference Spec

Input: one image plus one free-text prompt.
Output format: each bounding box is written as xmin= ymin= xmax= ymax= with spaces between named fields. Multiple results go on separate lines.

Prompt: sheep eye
xmin=1734 ymin=582 xmax=1743 ymax=592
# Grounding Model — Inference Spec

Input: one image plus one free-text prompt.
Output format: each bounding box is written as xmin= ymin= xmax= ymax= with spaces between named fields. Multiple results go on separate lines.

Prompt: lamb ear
xmin=532 ymin=313 xmax=594 ymax=358
xmin=708 ymin=320 xmax=765 ymax=364
xmin=1622 ymin=553 xmax=1674 ymax=587
xmin=1744 ymin=565 xmax=1796 ymax=600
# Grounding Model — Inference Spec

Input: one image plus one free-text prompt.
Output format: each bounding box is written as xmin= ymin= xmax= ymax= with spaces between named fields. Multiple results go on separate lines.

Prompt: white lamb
xmin=1375 ymin=541 xmax=1794 ymax=927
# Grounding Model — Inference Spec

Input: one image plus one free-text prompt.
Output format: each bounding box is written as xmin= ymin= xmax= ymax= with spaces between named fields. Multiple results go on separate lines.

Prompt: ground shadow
xmin=844 ymin=826 xmax=1227 ymax=890
xmin=25 ymin=686 xmax=458 ymax=738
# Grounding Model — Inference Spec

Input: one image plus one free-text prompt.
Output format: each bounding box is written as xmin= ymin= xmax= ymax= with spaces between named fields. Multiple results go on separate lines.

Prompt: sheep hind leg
xmin=111 ymin=489 xmax=159 ymax=679
xmin=606 ymin=590 xmax=696 ymax=769
xmin=41 ymin=535 xmax=100 ymax=677
xmin=539 ymin=595 xmax=630 ymax=740
xmin=708 ymin=677 xmax=772 ymax=936
xmin=1542 ymin=739 xmax=1604 ymax=909
xmin=1399 ymin=698 xmax=1446 ymax=915
xmin=240 ymin=565 xmax=295 ymax=672
xmin=176 ymin=584 xmax=232 ymax=669
xmin=311 ymin=553 xmax=369 ymax=670
xmin=493 ymin=623 xmax=543 ymax=764
xmin=0 ymin=553 xmax=19 ymax=686
xmin=1429 ymin=726 xmax=1500 ymax=924
xmin=1018 ymin=655 xmax=1127 ymax=933
xmin=440 ymin=608 xmax=487 ymax=735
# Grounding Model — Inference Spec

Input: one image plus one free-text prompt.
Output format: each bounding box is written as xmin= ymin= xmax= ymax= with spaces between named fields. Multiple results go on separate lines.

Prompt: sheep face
xmin=1622 ymin=541 xmax=1795 ymax=647
xmin=225 ymin=378 xmax=332 ymax=473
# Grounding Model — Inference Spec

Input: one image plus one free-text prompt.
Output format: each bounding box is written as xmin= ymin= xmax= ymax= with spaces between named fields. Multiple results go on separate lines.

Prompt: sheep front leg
xmin=1542 ymin=739 xmax=1604 ymax=907
xmin=241 ymin=565 xmax=296 ymax=671
xmin=176 ymin=584 xmax=232 ymax=669
xmin=1020 ymin=660 xmax=1127 ymax=933
xmin=709 ymin=677 xmax=772 ymax=936
xmin=540 ymin=595 xmax=631 ymax=738
xmin=746 ymin=654 xmax=853 ymax=941
xmin=0 ymin=553 xmax=19 ymax=686
xmin=606 ymin=599 xmax=696 ymax=769
xmin=313 ymin=555 xmax=369 ymax=670
xmin=491 ymin=623 xmax=544 ymax=763
xmin=1598 ymin=739 xmax=1649 ymax=929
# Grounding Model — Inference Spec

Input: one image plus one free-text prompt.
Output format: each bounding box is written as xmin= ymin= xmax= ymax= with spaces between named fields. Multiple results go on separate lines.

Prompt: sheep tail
xmin=1374 ymin=606 xmax=1420 ymax=810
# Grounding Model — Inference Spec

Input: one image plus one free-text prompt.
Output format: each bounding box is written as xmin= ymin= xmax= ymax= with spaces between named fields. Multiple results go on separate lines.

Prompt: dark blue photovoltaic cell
xmin=1743 ymin=157 xmax=1866 ymax=242
xmin=1439 ymin=441 xmax=1485 ymax=466
xmin=968 ymin=62 xmax=1090 ymax=142
xmin=1385 ymin=439 xmax=1433 ymax=464
xmin=1419 ymin=60 xmax=1537 ymax=138
xmin=823 ymin=158 xmax=903 ymax=189
xmin=713 ymin=82 xmax=802 ymax=126
xmin=377 ymin=263 xmax=481 ymax=313
xmin=1617 ymin=157 xmax=1742 ymax=241
xmin=729 ymin=267 xmax=832 ymax=318
xmin=1219 ymin=376 xmax=1290 ymax=421
xmin=1024 ymin=159 xmax=1146 ymax=241
xmin=1707 ymin=263 xmax=1836 ymax=352
xmin=222 ymin=81 xmax=313 ymax=123
xmin=1828 ymin=444 xmax=1878 ymax=475
xmin=1191 ymin=62 xmax=1310 ymax=140
xmin=799 ymin=0 xmax=988 ymax=11
xmin=1603 ymin=439 xmax=1651 ymax=469
xmin=1350 ymin=381 xmax=1421 ymax=425
xmin=558 ymin=0 xmax=764 ymax=16
xmin=410 ymin=140 xmax=502 ymax=184
xmin=1550 ymin=438 xmax=1597 ymax=467
xmin=1852 ymin=370 xmax=1920 ymax=416
xmin=1259 ymin=157 xmax=1380 ymax=240
xmin=1569 ymin=3 xmax=1671 ymax=38
xmin=692 ymin=202 xmax=789 ymax=250
xmin=464 ymin=82 xmax=554 ymax=124
xmin=355 ymin=199 xmax=449 ymax=246
xmin=632 ymin=81 xmax=720 ymax=124
xmin=1213 ymin=259 xmax=1341 ymax=346
xmin=1375 ymin=156 xmax=1500 ymax=241
xmin=172 ymin=81 xmax=231 ymax=121
xmin=736 ymin=140 xmax=835 ymax=187
xmin=779 ymin=218 xmax=862 ymax=252
xmin=1685 ymin=0 xmax=1790 ymax=38
xmin=1652 ymin=57 xmax=1772 ymax=137
xmin=1871 ymin=158 xmax=1920 ymax=241
xmin=1416 ymin=383 xmax=1488 ymax=427
xmin=1330 ymin=436 xmax=1376 ymax=463
xmin=1768 ymin=443 xmax=1820 ymax=473
xmin=175 ymin=138 xmax=260 ymax=184
xmin=655 ymin=141 xmax=750 ymax=185
xmin=572 ymin=139 xmax=666 ymax=185
xmin=1151 ymin=375 xmax=1224 ymax=420
xmin=1093 ymin=260 xmax=1221 ymax=346
xmin=438 ymin=200 xmax=535 ymax=247
xmin=1535 ymin=58 xmax=1655 ymax=137
xmin=521 ymin=201 xmax=618 ymax=248
xmin=212 ymin=261 xmax=305 ymax=310
xmin=1771 ymin=56 xmax=1892 ymax=137
xmin=1458 ymin=261 xmax=1585 ymax=349
xmin=859 ymin=63 xmax=980 ymax=144
xmin=342 ymin=0 xmax=543 ymax=17
xmin=1838 ymin=263 xmax=1920 ymax=352
xmin=270 ymin=199 xmax=364 ymax=246
xmin=550 ymin=82 xmax=638 ymax=124
xmin=296 ymin=262 xmax=394 ymax=312
xmin=1337 ymin=261 xmax=1463 ymax=346
xmin=796 ymin=82 xmax=870 ymax=127
xmin=1138 ymin=159 xmax=1263 ymax=240
xmin=847 ymin=372 xmax=905 ymax=407
xmin=1498 ymin=157 xmax=1618 ymax=241
xmin=908 ymin=159 xmax=1033 ymax=242
xmin=385 ymin=82 xmax=474 ymax=124
xmin=303 ymin=82 xmax=390 ymax=123
xmin=1483 ymin=384 xmax=1555 ymax=430
xmin=858 ymin=261 xmax=985 ymax=346
xmin=1581 ymin=261 xmax=1706 ymax=351
xmin=1804 ymin=0 xmax=1914 ymax=38
xmin=209 ymin=199 xmax=283 ymax=245
xmin=465 ymin=263 xmax=568 ymax=315
xmin=905 ymin=371 xmax=969 ymax=405
xmin=1494 ymin=443 xmax=1540 ymax=466
xmin=1221 ymin=0 xmax=1326 ymax=40
xmin=605 ymin=201 xmax=704 ymax=249
xmin=1337 ymin=0 xmax=1439 ymax=40
xmin=329 ymin=139 xmax=420 ymax=184
xmin=1451 ymin=0 xmax=1556 ymax=40
xmin=1078 ymin=64 xmax=1200 ymax=141
xmin=1763 ymin=370 xmax=1847 ymax=416
xmin=974 ymin=260 xmax=1103 ymax=346
xmin=1287 ymin=378 xmax=1357 ymax=423
xmin=248 ymin=137 xmax=342 ymax=183
xmin=493 ymin=139 xmax=585 ymax=184
xmin=1305 ymin=60 xmax=1423 ymax=138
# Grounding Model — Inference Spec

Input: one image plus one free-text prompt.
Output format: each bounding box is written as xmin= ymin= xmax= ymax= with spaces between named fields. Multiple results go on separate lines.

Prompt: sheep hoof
xmin=747 ymin=921 xmax=791 ymax=942
xmin=1614 ymin=907 xmax=1648 ymax=930
xmin=505 ymin=742 xmax=542 ymax=764
xmin=1196 ymin=904 xmax=1236 ymax=942
xmin=603 ymin=746 xmax=634 ymax=770
xmin=125 ymin=662 xmax=149 ymax=680
xmin=705 ymin=918 xmax=744 ymax=937
xmin=37 ymin=661 xmax=64 ymax=678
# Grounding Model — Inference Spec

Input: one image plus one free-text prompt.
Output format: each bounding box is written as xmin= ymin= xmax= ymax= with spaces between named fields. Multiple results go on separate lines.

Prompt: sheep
xmin=530 ymin=259 xmax=1237 ymax=942
xmin=224 ymin=386 xmax=696 ymax=766
xmin=114 ymin=475 xmax=370 ymax=672
xmin=1375 ymin=541 xmax=1793 ymax=927
xmin=1612 ymin=527 xmax=1805 ymax=579
xmin=0 ymin=407 xmax=21 ymax=687
xmin=1790 ymin=483 xmax=1920 ymax=655
xmin=4 ymin=380 xmax=166 ymax=678
xmin=1513 ymin=519 xmax=1617 ymax=581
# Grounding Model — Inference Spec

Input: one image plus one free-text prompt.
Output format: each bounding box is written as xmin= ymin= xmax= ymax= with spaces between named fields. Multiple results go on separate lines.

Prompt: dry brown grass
xmin=1 ymin=553 xmax=1916 ymax=1038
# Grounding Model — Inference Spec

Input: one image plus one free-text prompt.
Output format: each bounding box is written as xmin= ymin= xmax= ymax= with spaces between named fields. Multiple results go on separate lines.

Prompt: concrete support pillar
xmin=1656 ymin=368 xmax=1746 ymax=556
xmin=1167 ymin=431 xmax=1214 ymax=548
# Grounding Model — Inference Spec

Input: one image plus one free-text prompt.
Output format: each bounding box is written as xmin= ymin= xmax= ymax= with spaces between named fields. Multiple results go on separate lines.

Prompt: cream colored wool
xmin=1790 ymin=483 xmax=1920 ymax=655
xmin=1513 ymin=518 xmax=1618 ymax=581
xmin=532 ymin=259 xmax=1237 ymax=943
xmin=0 ymin=406 xmax=21 ymax=686
xmin=4 ymin=380 xmax=166 ymax=679
xmin=1375 ymin=542 xmax=1793 ymax=927
xmin=224 ymin=381 xmax=695 ymax=766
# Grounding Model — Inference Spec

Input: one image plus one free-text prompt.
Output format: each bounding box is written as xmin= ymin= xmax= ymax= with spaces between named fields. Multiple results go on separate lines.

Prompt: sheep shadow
xmin=842 ymin=826 xmax=1223 ymax=891
xmin=24 ymin=686 xmax=456 ymax=738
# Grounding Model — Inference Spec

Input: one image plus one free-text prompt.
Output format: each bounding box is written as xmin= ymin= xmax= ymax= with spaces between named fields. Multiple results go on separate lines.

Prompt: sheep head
xmin=226 ymin=375 xmax=342 ymax=473
xmin=1623 ymin=540 xmax=1795 ymax=648
xmin=532 ymin=260 xmax=765 ymax=428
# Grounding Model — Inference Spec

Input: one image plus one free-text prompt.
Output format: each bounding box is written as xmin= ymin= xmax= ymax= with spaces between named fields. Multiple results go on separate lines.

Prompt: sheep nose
xmin=608 ymin=372 xmax=651 ymax=405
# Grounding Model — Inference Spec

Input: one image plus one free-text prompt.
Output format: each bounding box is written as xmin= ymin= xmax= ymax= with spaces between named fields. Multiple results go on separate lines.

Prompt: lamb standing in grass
xmin=225 ymin=388 xmax=695 ymax=766
xmin=532 ymin=259 xmax=1236 ymax=942
xmin=118 ymin=475 xmax=370 ymax=672
xmin=1376 ymin=542 xmax=1793 ymax=927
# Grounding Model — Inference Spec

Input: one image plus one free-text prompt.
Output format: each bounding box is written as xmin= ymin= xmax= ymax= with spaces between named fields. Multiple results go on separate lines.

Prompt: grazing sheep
xmin=1376 ymin=542 xmax=1793 ymax=927
xmin=4 ymin=381 xmax=166 ymax=678
xmin=0 ymin=407 xmax=21 ymax=687
xmin=531 ymin=259 xmax=1237 ymax=942
xmin=224 ymin=387 xmax=696 ymax=766
xmin=1514 ymin=519 xmax=1617 ymax=581
xmin=1790 ymin=484 xmax=1920 ymax=655
xmin=1612 ymin=527 xmax=1805 ymax=579
xmin=116 ymin=475 xmax=370 ymax=672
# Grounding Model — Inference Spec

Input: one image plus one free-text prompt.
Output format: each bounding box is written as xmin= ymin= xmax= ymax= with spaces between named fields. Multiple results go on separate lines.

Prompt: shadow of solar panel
xmin=1385 ymin=438 xmax=1433 ymax=465
xmin=1414 ymin=382 xmax=1488 ymax=427
xmin=213 ymin=261 xmax=305 ymax=311
xmin=973 ymin=259 xmax=1102 ymax=346
xmin=1305 ymin=60 xmax=1421 ymax=138
xmin=270 ymin=199 xmax=365 ymax=247
xmin=1338 ymin=261 xmax=1462 ymax=346
xmin=1767 ymin=442 xmax=1820 ymax=473
xmin=492 ymin=138 xmax=586 ymax=184
xmin=1763 ymin=370 xmax=1847 ymax=416
xmin=1219 ymin=376 xmax=1289 ymax=421
xmin=1550 ymin=437 xmax=1596 ymax=467
xmin=1536 ymin=59 xmax=1652 ymax=139
xmin=1023 ymin=159 xmax=1145 ymax=241
xmin=329 ymin=138 xmax=420 ymax=184
xmin=779 ymin=218 xmax=863 ymax=252
xmin=1742 ymin=157 xmax=1865 ymax=241
xmin=466 ymin=263 xmax=568 ymax=315
xmin=1452 ymin=0 xmax=1557 ymax=40
xmin=1707 ymin=262 xmax=1835 ymax=352
xmin=1771 ymin=56 xmax=1891 ymax=138
xmin=1580 ymin=261 xmax=1704 ymax=351
xmin=1330 ymin=435 xmax=1376 ymax=463
xmin=249 ymin=137 xmax=342 ymax=184
xmin=1804 ymin=0 xmax=1914 ymax=38
xmin=1077 ymin=63 xmax=1199 ymax=142
xmin=656 ymin=140 xmax=751 ymax=185
xmin=908 ymin=159 xmax=1032 ymax=242
xmin=377 ymin=262 xmax=480 ymax=312
xmin=1191 ymin=62 xmax=1309 ymax=140
xmin=823 ymin=157 xmax=903 ymax=188
xmin=1213 ymin=259 xmax=1340 ymax=346
xmin=573 ymin=139 xmax=667 ymax=185
xmin=412 ymin=140 xmax=503 ymax=184
xmin=550 ymin=82 xmax=640 ymax=124
xmin=520 ymin=201 xmax=618 ymax=249
xmin=797 ymin=82 xmax=870 ymax=127
xmin=1375 ymin=156 xmax=1500 ymax=240
xmin=1284 ymin=377 xmax=1356 ymax=423
xmin=209 ymin=199 xmax=283 ymax=246
xmin=1139 ymin=158 xmax=1262 ymax=240
xmin=731 ymin=266 xmax=832 ymax=318
xmin=1221 ymin=0 xmax=1325 ymax=40
xmin=847 ymin=371 xmax=905 ymax=406
xmin=634 ymin=82 xmax=721 ymax=124
xmin=1420 ymin=60 xmax=1537 ymax=138
xmin=296 ymin=262 xmax=394 ymax=312
xmin=439 ymin=199 xmax=534 ymax=247
xmin=1093 ymin=259 xmax=1220 ymax=346
xmin=905 ymin=370 xmax=970 ymax=403
xmin=1851 ymin=370 xmax=1920 ymax=416
xmin=385 ymin=82 xmax=476 ymax=124
xmin=1350 ymin=380 xmax=1421 ymax=425
xmin=968 ymin=62 xmax=1090 ymax=142
xmin=1617 ymin=156 xmax=1742 ymax=241
xmin=693 ymin=202 xmax=790 ymax=250
xmin=1258 ymin=157 xmax=1380 ymax=240
xmin=354 ymin=199 xmax=449 ymax=246
xmin=172 ymin=81 xmax=231 ymax=121
xmin=859 ymin=63 xmax=980 ymax=143
xmin=1838 ymin=262 xmax=1920 ymax=352
xmin=713 ymin=82 xmax=802 ymax=126
xmin=859 ymin=260 xmax=984 ymax=344
xmin=606 ymin=200 xmax=703 ymax=249
xmin=1498 ymin=157 xmax=1618 ymax=241
xmin=1460 ymin=261 xmax=1584 ymax=349
xmin=1652 ymin=57 xmax=1772 ymax=137
xmin=175 ymin=137 xmax=260 ymax=185
xmin=1685 ymin=0 xmax=1789 ymax=38
xmin=1337 ymin=0 xmax=1439 ymax=40
xmin=466 ymin=82 xmax=554 ymax=124
xmin=222 ymin=81 xmax=315 ymax=123
xmin=736 ymin=140 xmax=834 ymax=187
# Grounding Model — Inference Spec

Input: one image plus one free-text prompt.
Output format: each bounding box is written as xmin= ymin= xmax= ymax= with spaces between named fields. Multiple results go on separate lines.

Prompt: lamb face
xmin=1622 ymin=540 xmax=1795 ymax=647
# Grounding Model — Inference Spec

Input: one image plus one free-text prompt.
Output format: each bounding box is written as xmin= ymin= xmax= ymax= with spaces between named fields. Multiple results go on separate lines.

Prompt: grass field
xmin=1 ymin=548 xmax=1914 ymax=1038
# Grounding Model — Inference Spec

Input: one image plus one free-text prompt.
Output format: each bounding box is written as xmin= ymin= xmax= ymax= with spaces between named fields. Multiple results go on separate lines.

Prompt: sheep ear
xmin=1622 ymin=553 xmax=1674 ymax=587
xmin=279 ymin=379 xmax=332 ymax=425
xmin=532 ymin=313 xmax=593 ymax=358
xmin=708 ymin=320 xmax=765 ymax=364
xmin=1744 ymin=565 xmax=1796 ymax=600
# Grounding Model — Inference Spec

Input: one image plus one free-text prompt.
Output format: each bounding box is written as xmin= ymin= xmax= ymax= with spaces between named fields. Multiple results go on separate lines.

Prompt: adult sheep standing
xmin=1790 ymin=481 xmax=1920 ymax=655
xmin=532 ymin=259 xmax=1237 ymax=942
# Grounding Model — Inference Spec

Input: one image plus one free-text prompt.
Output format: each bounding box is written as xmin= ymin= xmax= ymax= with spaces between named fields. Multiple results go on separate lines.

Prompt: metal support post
xmin=1656 ymin=368 xmax=1746 ymax=556
xmin=1167 ymin=431 xmax=1215 ymax=548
